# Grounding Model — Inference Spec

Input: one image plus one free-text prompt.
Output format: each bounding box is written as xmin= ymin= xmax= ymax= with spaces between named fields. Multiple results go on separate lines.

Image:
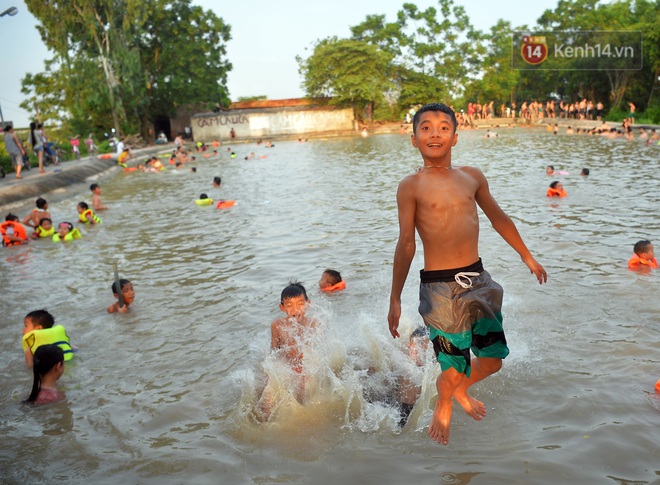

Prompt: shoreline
xmin=2 ymin=118 xmax=658 ymax=211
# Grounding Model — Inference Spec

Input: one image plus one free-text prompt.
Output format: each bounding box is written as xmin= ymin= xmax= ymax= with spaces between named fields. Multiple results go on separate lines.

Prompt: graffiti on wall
xmin=195 ymin=114 xmax=249 ymax=128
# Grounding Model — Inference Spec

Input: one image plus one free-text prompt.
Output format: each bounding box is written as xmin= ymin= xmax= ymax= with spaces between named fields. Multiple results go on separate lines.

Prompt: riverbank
xmin=0 ymin=145 xmax=172 ymax=212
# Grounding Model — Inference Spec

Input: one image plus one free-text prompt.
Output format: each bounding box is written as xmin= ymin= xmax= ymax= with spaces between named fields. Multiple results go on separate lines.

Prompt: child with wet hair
xmin=546 ymin=181 xmax=567 ymax=197
xmin=628 ymin=240 xmax=657 ymax=272
xmin=107 ymin=278 xmax=135 ymax=314
xmin=319 ymin=269 xmax=346 ymax=292
xmin=32 ymin=217 xmax=54 ymax=239
xmin=77 ymin=201 xmax=102 ymax=224
xmin=22 ymin=308 xmax=74 ymax=368
xmin=25 ymin=344 xmax=65 ymax=404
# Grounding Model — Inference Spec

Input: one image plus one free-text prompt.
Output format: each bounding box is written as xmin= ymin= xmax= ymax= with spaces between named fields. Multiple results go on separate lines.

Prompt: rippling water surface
xmin=1 ymin=129 xmax=658 ymax=484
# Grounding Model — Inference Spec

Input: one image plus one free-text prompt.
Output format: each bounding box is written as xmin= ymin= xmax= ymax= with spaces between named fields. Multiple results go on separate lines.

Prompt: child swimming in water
xmin=53 ymin=221 xmax=81 ymax=242
xmin=319 ymin=269 xmax=346 ymax=292
xmin=31 ymin=218 xmax=54 ymax=239
xmin=628 ymin=240 xmax=657 ymax=272
xmin=90 ymin=184 xmax=109 ymax=211
xmin=254 ymin=281 xmax=317 ymax=421
xmin=77 ymin=201 xmax=102 ymax=224
xmin=107 ymin=278 xmax=135 ymax=314
xmin=22 ymin=197 xmax=51 ymax=228
xmin=22 ymin=309 xmax=73 ymax=368
xmin=547 ymin=181 xmax=567 ymax=197
xmin=25 ymin=344 xmax=65 ymax=404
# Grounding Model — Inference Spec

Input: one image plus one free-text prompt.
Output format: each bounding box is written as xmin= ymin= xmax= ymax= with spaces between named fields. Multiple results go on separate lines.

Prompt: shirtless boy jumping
xmin=387 ymin=103 xmax=547 ymax=446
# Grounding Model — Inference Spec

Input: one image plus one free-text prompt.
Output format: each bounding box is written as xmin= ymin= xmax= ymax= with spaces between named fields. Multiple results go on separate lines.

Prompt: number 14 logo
xmin=521 ymin=36 xmax=548 ymax=65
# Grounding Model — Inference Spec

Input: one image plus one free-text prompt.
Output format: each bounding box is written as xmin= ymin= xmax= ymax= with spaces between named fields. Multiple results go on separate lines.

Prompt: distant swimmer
xmin=547 ymin=181 xmax=567 ymax=197
xmin=627 ymin=239 xmax=657 ymax=273
xmin=484 ymin=130 xmax=498 ymax=138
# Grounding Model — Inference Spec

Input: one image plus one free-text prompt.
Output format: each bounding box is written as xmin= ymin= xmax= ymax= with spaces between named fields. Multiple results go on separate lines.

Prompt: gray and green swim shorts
xmin=418 ymin=259 xmax=508 ymax=376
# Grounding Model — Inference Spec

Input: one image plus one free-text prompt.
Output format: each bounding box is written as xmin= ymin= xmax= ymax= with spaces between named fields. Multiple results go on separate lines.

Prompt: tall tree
xmin=297 ymin=38 xmax=393 ymax=121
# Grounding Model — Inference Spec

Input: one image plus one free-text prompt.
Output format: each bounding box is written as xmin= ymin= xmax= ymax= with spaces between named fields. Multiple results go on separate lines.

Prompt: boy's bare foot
xmin=454 ymin=390 xmax=487 ymax=420
xmin=429 ymin=398 xmax=453 ymax=445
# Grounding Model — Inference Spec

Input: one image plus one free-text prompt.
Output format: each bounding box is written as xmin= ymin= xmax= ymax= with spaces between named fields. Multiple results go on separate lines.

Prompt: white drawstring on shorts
xmin=454 ymin=272 xmax=481 ymax=289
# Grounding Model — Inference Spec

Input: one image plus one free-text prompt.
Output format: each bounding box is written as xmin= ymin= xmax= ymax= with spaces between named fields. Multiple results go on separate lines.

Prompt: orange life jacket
xmin=547 ymin=187 xmax=567 ymax=197
xmin=321 ymin=280 xmax=346 ymax=292
xmin=1 ymin=221 xmax=28 ymax=247
xmin=627 ymin=255 xmax=658 ymax=269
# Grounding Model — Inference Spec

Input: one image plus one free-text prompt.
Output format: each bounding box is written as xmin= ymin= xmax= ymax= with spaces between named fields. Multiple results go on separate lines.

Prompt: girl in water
xmin=25 ymin=344 xmax=65 ymax=404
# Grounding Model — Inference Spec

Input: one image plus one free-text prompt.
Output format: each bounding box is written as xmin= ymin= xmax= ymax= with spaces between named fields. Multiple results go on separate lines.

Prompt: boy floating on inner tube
xmin=388 ymin=103 xmax=547 ymax=446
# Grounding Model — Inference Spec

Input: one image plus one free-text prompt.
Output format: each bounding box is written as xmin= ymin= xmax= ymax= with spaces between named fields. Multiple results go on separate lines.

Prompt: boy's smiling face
xmin=411 ymin=111 xmax=458 ymax=161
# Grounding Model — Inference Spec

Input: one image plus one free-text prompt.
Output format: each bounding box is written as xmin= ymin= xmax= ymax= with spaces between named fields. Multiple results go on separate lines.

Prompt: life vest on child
xmin=195 ymin=198 xmax=214 ymax=206
xmin=53 ymin=228 xmax=82 ymax=242
xmin=79 ymin=209 xmax=102 ymax=224
xmin=546 ymin=187 xmax=567 ymax=197
xmin=22 ymin=325 xmax=73 ymax=361
xmin=0 ymin=221 xmax=28 ymax=247
xmin=321 ymin=280 xmax=347 ymax=292
xmin=627 ymin=255 xmax=658 ymax=269
xmin=35 ymin=225 xmax=55 ymax=238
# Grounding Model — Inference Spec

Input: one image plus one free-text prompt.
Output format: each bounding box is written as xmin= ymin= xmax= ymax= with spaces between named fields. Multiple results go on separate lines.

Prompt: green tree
xmin=351 ymin=0 xmax=482 ymax=109
xmin=297 ymin=38 xmax=393 ymax=121
xmin=21 ymin=0 xmax=231 ymax=140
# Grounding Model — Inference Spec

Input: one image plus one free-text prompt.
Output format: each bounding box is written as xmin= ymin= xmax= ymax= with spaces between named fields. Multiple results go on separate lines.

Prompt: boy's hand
xmin=388 ymin=301 xmax=401 ymax=339
xmin=523 ymin=256 xmax=547 ymax=284
xmin=117 ymin=305 xmax=129 ymax=314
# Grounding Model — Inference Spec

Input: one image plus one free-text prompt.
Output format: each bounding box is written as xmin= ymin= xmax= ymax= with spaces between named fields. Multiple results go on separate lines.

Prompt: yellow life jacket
xmin=195 ymin=198 xmax=213 ymax=206
xmin=53 ymin=228 xmax=82 ymax=242
xmin=79 ymin=209 xmax=102 ymax=224
xmin=35 ymin=225 xmax=56 ymax=238
xmin=22 ymin=325 xmax=73 ymax=361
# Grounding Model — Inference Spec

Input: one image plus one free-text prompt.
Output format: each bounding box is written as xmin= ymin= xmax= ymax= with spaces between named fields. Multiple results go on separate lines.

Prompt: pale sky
xmin=0 ymin=0 xmax=559 ymax=128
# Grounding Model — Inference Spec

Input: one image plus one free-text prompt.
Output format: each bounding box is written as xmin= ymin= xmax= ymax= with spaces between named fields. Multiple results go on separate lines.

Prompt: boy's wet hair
xmin=213 ymin=176 xmax=221 ymax=185
xmin=90 ymin=183 xmax=99 ymax=191
xmin=581 ymin=168 xmax=590 ymax=175
xmin=199 ymin=193 xmax=209 ymax=199
xmin=5 ymin=213 xmax=19 ymax=222
xmin=281 ymin=281 xmax=308 ymax=304
xmin=633 ymin=240 xmax=652 ymax=255
xmin=323 ymin=269 xmax=342 ymax=285
xmin=111 ymin=278 xmax=132 ymax=295
xmin=549 ymin=181 xmax=560 ymax=189
xmin=78 ymin=201 xmax=89 ymax=210
xmin=40 ymin=218 xmax=52 ymax=226
xmin=36 ymin=198 xmax=47 ymax=209
xmin=546 ymin=165 xmax=554 ymax=171
xmin=412 ymin=103 xmax=458 ymax=134
xmin=25 ymin=309 xmax=55 ymax=329
xmin=26 ymin=344 xmax=64 ymax=402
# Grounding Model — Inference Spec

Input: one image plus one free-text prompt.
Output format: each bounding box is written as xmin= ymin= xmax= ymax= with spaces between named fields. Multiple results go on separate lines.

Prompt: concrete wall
xmin=191 ymin=106 xmax=354 ymax=141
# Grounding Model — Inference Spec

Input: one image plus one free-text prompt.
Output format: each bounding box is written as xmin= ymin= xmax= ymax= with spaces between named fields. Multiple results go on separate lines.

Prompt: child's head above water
xmin=546 ymin=165 xmax=554 ymax=175
xmin=319 ymin=269 xmax=343 ymax=290
xmin=57 ymin=222 xmax=73 ymax=237
xmin=549 ymin=181 xmax=562 ymax=190
xmin=77 ymin=202 xmax=89 ymax=213
xmin=90 ymin=183 xmax=101 ymax=193
xmin=199 ymin=193 xmax=209 ymax=200
xmin=36 ymin=197 xmax=48 ymax=210
xmin=26 ymin=344 xmax=65 ymax=403
xmin=111 ymin=278 xmax=135 ymax=305
xmin=38 ymin=218 xmax=52 ymax=230
xmin=213 ymin=176 xmax=221 ymax=187
xmin=23 ymin=309 xmax=55 ymax=334
xmin=633 ymin=240 xmax=654 ymax=258
xmin=279 ymin=281 xmax=310 ymax=318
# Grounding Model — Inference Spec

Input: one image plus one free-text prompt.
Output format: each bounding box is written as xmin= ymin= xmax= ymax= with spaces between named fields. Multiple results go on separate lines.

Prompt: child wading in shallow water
xmin=388 ymin=103 xmax=547 ymax=445
xmin=25 ymin=344 xmax=65 ymax=404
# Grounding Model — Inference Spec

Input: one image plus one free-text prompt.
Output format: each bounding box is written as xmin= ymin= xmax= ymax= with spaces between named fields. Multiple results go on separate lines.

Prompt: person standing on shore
xmin=4 ymin=125 xmax=26 ymax=179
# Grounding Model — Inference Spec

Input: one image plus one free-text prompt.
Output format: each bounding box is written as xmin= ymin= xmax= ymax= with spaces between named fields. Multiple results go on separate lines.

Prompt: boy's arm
xmin=270 ymin=320 xmax=282 ymax=350
xmin=388 ymin=177 xmax=417 ymax=338
xmin=473 ymin=168 xmax=547 ymax=284
xmin=22 ymin=214 xmax=35 ymax=227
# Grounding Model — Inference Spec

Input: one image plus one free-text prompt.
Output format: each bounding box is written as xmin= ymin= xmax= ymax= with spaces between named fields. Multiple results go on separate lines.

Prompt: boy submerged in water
xmin=387 ymin=103 xmax=547 ymax=445
xmin=255 ymin=281 xmax=317 ymax=421
xmin=107 ymin=279 xmax=135 ymax=313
